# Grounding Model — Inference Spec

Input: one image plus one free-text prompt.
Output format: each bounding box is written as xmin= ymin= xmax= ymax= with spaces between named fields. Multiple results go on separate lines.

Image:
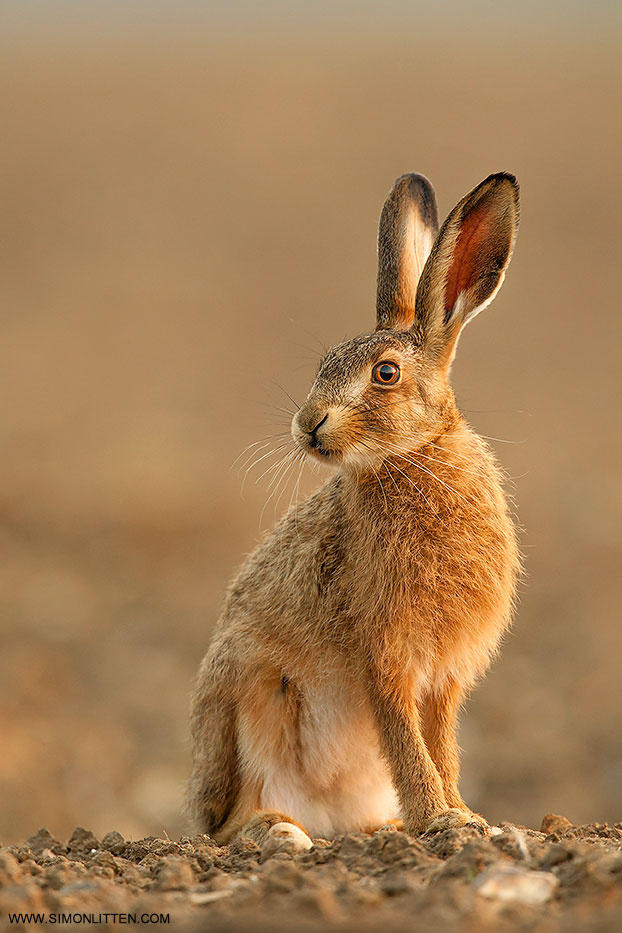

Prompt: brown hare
xmin=188 ymin=172 xmax=520 ymax=851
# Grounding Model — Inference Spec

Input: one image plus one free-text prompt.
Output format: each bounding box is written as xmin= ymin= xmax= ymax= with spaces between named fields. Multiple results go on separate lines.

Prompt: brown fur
xmin=376 ymin=173 xmax=439 ymax=330
xmin=188 ymin=172 xmax=521 ymax=841
xmin=422 ymin=676 xmax=468 ymax=810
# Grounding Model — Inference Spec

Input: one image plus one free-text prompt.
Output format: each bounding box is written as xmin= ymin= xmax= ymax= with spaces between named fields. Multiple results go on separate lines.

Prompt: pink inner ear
xmin=444 ymin=201 xmax=493 ymax=319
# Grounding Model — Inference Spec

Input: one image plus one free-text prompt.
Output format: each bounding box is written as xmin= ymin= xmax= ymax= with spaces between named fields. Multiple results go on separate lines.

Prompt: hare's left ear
xmin=376 ymin=173 xmax=439 ymax=331
xmin=414 ymin=172 xmax=520 ymax=364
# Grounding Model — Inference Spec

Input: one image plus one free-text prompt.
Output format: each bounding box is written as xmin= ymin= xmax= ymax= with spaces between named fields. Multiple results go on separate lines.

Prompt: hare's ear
xmin=375 ymin=173 xmax=439 ymax=331
xmin=414 ymin=172 xmax=519 ymax=364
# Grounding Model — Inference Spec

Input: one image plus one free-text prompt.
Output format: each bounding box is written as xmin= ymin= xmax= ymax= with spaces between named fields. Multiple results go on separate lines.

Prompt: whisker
xmin=241 ymin=443 xmax=290 ymax=494
xmin=286 ymin=317 xmax=328 ymax=356
xmin=242 ymin=443 xmax=289 ymax=479
xmin=347 ymin=398 xmax=410 ymax=416
xmin=276 ymin=450 xmax=306 ymax=514
xmin=259 ymin=449 xmax=299 ymax=528
xmin=232 ymin=440 xmax=272 ymax=471
xmin=418 ymin=450 xmax=491 ymax=480
xmin=371 ymin=444 xmax=434 ymax=508
xmin=267 ymin=448 xmax=296 ymax=492
xmin=258 ymin=402 xmax=298 ymax=418
xmin=383 ymin=440 xmax=491 ymax=481
xmin=262 ymin=447 xmax=297 ymax=491
xmin=365 ymin=438 xmax=470 ymax=510
xmin=463 ymin=430 xmax=523 ymax=445
xmin=231 ymin=434 xmax=290 ymax=471
xmin=371 ymin=464 xmax=388 ymax=513
xmin=272 ymin=381 xmax=301 ymax=412
xmin=407 ymin=456 xmax=487 ymax=519
xmin=479 ymin=435 xmax=524 ymax=445
xmin=356 ymin=439 xmax=433 ymax=510
xmin=290 ymin=450 xmax=307 ymax=541
xmin=253 ymin=445 xmax=296 ymax=486
xmin=383 ymin=461 xmax=400 ymax=495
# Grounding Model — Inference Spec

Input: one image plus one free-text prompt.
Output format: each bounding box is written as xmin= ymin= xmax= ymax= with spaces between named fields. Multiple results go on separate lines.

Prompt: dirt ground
xmin=2 ymin=816 xmax=622 ymax=931
xmin=1 ymin=9 xmax=622 ymax=857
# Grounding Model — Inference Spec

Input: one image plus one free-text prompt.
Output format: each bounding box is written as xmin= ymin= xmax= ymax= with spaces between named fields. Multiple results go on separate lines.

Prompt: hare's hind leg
xmin=235 ymin=811 xmax=313 ymax=855
xmin=214 ymin=798 xmax=312 ymax=854
xmin=188 ymin=650 xmax=312 ymax=852
xmin=225 ymin=665 xmax=313 ymax=852
xmin=187 ymin=656 xmax=241 ymax=837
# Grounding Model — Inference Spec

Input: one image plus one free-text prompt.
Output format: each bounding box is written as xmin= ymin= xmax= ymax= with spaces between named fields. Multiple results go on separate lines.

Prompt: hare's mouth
xmin=304 ymin=441 xmax=341 ymax=464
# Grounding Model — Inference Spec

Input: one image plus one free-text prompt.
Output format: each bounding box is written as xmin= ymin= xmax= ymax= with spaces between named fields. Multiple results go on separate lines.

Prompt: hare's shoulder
xmin=266 ymin=473 xmax=344 ymax=552
xmin=224 ymin=475 xmax=346 ymax=615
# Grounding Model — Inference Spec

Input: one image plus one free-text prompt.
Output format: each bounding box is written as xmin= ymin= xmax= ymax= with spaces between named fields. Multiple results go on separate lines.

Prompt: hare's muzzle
xmin=293 ymin=407 xmax=334 ymax=459
xmin=306 ymin=412 xmax=328 ymax=448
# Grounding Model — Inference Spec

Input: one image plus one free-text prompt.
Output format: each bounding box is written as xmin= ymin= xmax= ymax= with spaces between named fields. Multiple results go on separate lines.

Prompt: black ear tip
xmin=385 ymin=172 xmax=438 ymax=226
xmin=471 ymin=173 xmax=520 ymax=219
xmin=486 ymin=171 xmax=520 ymax=198
xmin=393 ymin=172 xmax=435 ymax=196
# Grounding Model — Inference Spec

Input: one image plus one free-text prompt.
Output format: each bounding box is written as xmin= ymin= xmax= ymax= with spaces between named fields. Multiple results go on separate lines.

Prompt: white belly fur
xmin=238 ymin=674 xmax=399 ymax=838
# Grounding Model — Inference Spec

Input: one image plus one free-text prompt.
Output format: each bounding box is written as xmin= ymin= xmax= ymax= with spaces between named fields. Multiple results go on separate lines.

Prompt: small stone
xmin=474 ymin=865 xmax=559 ymax=905
xmin=149 ymin=840 xmax=182 ymax=857
xmin=153 ymin=855 xmax=195 ymax=890
xmin=88 ymin=866 xmax=115 ymax=880
xmin=67 ymin=827 xmax=101 ymax=856
xmin=51 ymin=878 xmax=116 ymax=911
xmin=193 ymin=845 xmax=219 ymax=871
xmin=139 ymin=853 xmax=160 ymax=872
xmin=491 ymin=830 xmax=533 ymax=862
xmin=25 ymin=828 xmax=65 ymax=857
xmin=88 ymin=850 xmax=118 ymax=872
xmin=113 ymin=859 xmax=150 ymax=887
xmin=101 ymin=831 xmax=126 ymax=856
xmin=190 ymin=889 xmax=234 ymax=905
xmin=124 ymin=840 xmax=151 ymax=862
xmin=204 ymin=867 xmax=232 ymax=890
xmin=420 ymin=825 xmax=481 ymax=860
xmin=541 ymin=814 xmax=573 ymax=836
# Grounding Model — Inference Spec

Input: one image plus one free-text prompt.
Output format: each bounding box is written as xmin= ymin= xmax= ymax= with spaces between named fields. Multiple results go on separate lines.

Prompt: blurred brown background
xmin=1 ymin=3 xmax=621 ymax=844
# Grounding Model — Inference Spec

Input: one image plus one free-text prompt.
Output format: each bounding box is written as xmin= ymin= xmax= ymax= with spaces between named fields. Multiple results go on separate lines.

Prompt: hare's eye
xmin=372 ymin=361 xmax=400 ymax=386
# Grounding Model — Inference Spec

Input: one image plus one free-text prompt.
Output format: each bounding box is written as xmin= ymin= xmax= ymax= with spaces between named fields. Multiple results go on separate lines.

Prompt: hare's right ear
xmin=376 ymin=173 xmax=439 ymax=331
xmin=414 ymin=172 xmax=519 ymax=365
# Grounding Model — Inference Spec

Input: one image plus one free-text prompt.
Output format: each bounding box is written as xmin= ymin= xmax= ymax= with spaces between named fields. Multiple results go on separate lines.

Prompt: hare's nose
xmin=307 ymin=412 xmax=328 ymax=447
xmin=309 ymin=413 xmax=328 ymax=435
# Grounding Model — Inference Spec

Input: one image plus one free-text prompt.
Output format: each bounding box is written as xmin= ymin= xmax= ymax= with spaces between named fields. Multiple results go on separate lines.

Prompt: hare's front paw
xmin=424 ymin=807 xmax=489 ymax=835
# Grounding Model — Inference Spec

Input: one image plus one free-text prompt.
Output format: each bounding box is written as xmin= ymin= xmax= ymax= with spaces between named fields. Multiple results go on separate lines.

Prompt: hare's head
xmin=293 ymin=172 xmax=519 ymax=469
